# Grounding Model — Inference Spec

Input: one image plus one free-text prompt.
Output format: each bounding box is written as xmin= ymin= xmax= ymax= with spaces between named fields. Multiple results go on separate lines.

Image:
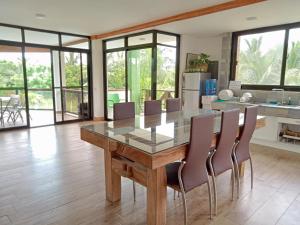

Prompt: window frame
xmin=230 ymin=22 xmax=300 ymax=91
xmin=102 ymin=30 xmax=180 ymax=120
xmin=0 ymin=23 xmax=93 ymax=130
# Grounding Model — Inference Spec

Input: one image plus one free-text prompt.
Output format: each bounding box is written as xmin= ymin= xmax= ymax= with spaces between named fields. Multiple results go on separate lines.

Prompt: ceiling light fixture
xmin=35 ymin=13 xmax=46 ymax=19
xmin=246 ymin=16 xmax=257 ymax=21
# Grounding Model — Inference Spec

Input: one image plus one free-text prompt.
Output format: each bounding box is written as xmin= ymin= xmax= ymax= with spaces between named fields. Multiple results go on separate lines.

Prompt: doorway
xmin=25 ymin=47 xmax=54 ymax=127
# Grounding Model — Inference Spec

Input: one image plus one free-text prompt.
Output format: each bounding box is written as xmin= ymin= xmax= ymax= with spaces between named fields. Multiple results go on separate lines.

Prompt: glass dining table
xmin=81 ymin=109 xmax=265 ymax=225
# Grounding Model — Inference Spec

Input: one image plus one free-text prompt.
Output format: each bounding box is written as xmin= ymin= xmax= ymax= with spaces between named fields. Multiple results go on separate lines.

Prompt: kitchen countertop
xmin=211 ymin=100 xmax=300 ymax=119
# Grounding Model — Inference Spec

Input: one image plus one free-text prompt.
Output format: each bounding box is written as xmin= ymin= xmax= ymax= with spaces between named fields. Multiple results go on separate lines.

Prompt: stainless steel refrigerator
xmin=182 ymin=72 xmax=211 ymax=111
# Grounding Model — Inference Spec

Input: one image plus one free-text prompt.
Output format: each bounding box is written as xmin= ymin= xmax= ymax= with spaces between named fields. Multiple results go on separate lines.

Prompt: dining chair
xmin=6 ymin=95 xmax=24 ymax=125
xmin=232 ymin=106 xmax=258 ymax=198
xmin=166 ymin=98 xmax=181 ymax=113
xmin=144 ymin=100 xmax=162 ymax=116
xmin=113 ymin=102 xmax=137 ymax=201
xmin=207 ymin=109 xmax=240 ymax=215
xmin=113 ymin=102 xmax=135 ymax=120
xmin=166 ymin=114 xmax=215 ymax=224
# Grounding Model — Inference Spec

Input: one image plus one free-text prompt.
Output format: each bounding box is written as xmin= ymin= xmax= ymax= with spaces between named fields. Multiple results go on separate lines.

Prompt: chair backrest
xmin=166 ymin=98 xmax=181 ymax=113
xmin=181 ymin=114 xmax=215 ymax=192
xmin=144 ymin=100 xmax=161 ymax=116
xmin=211 ymin=109 xmax=240 ymax=175
xmin=113 ymin=102 xmax=135 ymax=121
xmin=8 ymin=95 xmax=21 ymax=108
xmin=235 ymin=106 xmax=258 ymax=163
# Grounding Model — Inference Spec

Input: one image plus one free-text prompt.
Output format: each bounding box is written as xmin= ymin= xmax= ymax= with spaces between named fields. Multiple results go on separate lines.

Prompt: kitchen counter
xmin=211 ymin=100 xmax=300 ymax=119
xmin=211 ymin=100 xmax=300 ymax=153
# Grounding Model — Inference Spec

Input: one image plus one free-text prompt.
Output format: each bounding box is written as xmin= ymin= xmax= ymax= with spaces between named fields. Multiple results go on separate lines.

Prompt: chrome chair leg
xmin=208 ymin=158 xmax=217 ymax=216
xmin=206 ymin=173 xmax=213 ymax=219
xmin=178 ymin=162 xmax=187 ymax=225
xmin=132 ymin=181 xmax=136 ymax=202
xmin=231 ymin=162 xmax=236 ymax=200
xmin=249 ymin=156 xmax=254 ymax=189
xmin=181 ymin=190 xmax=187 ymax=225
xmin=233 ymin=152 xmax=240 ymax=198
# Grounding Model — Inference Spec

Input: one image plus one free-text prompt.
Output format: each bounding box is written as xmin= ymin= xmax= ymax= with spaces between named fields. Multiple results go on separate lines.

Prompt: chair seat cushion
xmin=166 ymin=162 xmax=181 ymax=186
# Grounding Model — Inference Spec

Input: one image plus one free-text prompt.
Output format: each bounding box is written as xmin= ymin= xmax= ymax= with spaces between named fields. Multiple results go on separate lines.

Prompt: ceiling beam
xmin=91 ymin=0 xmax=266 ymax=40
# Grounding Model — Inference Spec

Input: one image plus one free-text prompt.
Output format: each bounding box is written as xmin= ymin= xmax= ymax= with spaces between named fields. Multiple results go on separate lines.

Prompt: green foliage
xmin=27 ymin=64 xmax=52 ymax=88
xmin=64 ymin=52 xmax=82 ymax=87
xmin=285 ymin=41 xmax=300 ymax=85
xmin=0 ymin=52 xmax=87 ymax=111
xmin=106 ymin=51 xmax=125 ymax=89
xmin=0 ymin=59 xmax=23 ymax=88
xmin=237 ymin=37 xmax=300 ymax=86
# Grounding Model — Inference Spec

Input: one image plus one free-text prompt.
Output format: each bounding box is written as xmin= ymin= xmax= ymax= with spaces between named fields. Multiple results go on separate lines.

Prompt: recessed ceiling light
xmin=35 ymin=13 xmax=46 ymax=19
xmin=246 ymin=16 xmax=257 ymax=21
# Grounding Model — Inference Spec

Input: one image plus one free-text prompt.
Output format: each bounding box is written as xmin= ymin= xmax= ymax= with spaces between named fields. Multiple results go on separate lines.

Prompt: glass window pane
xmin=0 ymin=45 xmax=27 ymax=129
xmin=157 ymin=33 xmax=177 ymax=46
xmin=0 ymin=45 xmax=24 ymax=88
xmin=61 ymin=35 xmax=89 ymax=49
xmin=25 ymin=30 xmax=59 ymax=46
xmin=127 ymin=48 xmax=152 ymax=114
xmin=61 ymin=52 xmax=81 ymax=87
xmin=236 ymin=30 xmax=285 ymax=85
xmin=106 ymin=51 xmax=125 ymax=119
xmin=54 ymin=88 xmax=62 ymax=122
xmin=52 ymin=51 xmax=61 ymax=87
xmin=25 ymin=47 xmax=52 ymax=89
xmin=0 ymin=90 xmax=27 ymax=129
xmin=82 ymin=53 xmax=88 ymax=86
xmin=285 ymin=28 xmax=300 ymax=86
xmin=157 ymin=46 xmax=176 ymax=110
xmin=0 ymin=26 xmax=22 ymax=42
xmin=128 ymin=33 xmax=153 ymax=46
xmin=62 ymin=88 xmax=81 ymax=120
xmin=106 ymin=38 xmax=124 ymax=49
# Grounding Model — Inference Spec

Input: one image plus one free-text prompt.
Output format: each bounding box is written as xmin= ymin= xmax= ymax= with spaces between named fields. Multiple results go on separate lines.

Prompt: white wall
xmin=179 ymin=35 xmax=222 ymax=95
xmin=91 ymin=39 xmax=105 ymax=118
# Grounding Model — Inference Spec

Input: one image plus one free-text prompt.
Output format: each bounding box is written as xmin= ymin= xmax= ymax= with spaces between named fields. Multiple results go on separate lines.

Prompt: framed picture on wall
xmin=185 ymin=53 xmax=210 ymax=73
xmin=185 ymin=53 xmax=200 ymax=72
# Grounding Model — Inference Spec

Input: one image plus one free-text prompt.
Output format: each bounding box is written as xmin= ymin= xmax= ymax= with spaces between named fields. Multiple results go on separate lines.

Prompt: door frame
xmin=103 ymin=30 xmax=180 ymax=120
xmin=0 ymin=23 xmax=92 ymax=131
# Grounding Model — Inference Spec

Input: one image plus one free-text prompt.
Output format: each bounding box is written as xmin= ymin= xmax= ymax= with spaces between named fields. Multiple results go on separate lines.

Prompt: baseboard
xmin=93 ymin=117 xmax=105 ymax=121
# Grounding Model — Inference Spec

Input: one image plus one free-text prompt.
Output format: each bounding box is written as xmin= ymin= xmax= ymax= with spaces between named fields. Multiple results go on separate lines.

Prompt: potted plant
xmin=197 ymin=53 xmax=210 ymax=72
xmin=187 ymin=53 xmax=210 ymax=72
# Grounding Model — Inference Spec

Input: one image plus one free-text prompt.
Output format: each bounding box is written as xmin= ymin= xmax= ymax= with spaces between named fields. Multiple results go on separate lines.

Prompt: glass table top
xmin=82 ymin=109 xmax=249 ymax=155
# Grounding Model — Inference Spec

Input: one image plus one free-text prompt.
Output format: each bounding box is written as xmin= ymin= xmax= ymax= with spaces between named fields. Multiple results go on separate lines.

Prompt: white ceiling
xmin=0 ymin=0 xmax=299 ymax=38
xmin=0 ymin=0 xmax=229 ymax=35
xmin=157 ymin=0 xmax=300 ymax=37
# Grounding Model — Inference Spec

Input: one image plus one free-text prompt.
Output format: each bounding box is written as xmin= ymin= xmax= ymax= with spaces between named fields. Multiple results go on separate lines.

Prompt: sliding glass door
xmin=25 ymin=47 xmax=54 ymax=127
xmin=103 ymin=30 xmax=179 ymax=120
xmin=128 ymin=48 xmax=152 ymax=114
xmin=54 ymin=51 xmax=89 ymax=122
xmin=0 ymin=45 xmax=27 ymax=129
xmin=106 ymin=51 xmax=126 ymax=119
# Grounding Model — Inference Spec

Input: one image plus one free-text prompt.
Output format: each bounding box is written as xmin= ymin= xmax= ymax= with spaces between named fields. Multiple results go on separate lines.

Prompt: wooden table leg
xmin=147 ymin=167 xmax=167 ymax=225
xmin=104 ymin=149 xmax=121 ymax=202
xmin=239 ymin=162 xmax=245 ymax=177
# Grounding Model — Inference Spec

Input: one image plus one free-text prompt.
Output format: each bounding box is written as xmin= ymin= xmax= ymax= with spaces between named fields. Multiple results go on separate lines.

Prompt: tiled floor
xmin=0 ymin=122 xmax=299 ymax=225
